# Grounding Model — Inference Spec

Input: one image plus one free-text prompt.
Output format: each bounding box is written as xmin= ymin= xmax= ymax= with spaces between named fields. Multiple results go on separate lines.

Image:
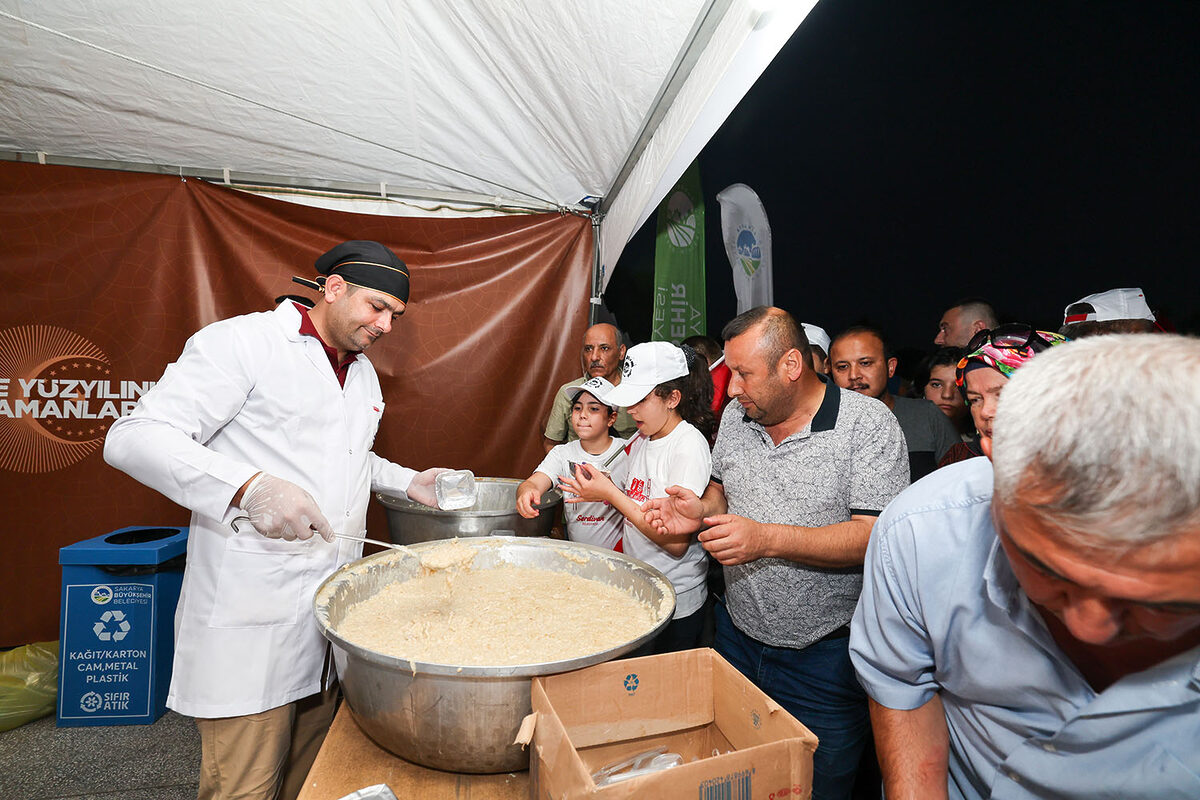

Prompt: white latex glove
xmin=239 ymin=473 xmax=334 ymax=542
xmin=406 ymin=467 xmax=452 ymax=508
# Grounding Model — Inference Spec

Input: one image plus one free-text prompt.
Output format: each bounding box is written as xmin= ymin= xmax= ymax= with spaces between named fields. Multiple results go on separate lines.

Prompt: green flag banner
xmin=651 ymin=161 xmax=705 ymax=343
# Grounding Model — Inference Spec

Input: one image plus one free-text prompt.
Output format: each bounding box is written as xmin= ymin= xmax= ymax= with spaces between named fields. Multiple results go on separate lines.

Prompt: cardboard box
xmin=526 ymin=648 xmax=818 ymax=799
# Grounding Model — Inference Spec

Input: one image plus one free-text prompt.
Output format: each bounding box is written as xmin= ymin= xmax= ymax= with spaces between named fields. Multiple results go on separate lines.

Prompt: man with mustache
xmin=542 ymin=322 xmax=638 ymax=453
xmin=830 ymin=326 xmax=957 ymax=481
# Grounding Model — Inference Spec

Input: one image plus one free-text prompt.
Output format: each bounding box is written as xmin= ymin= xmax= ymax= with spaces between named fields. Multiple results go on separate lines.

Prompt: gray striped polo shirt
xmin=712 ymin=378 xmax=909 ymax=648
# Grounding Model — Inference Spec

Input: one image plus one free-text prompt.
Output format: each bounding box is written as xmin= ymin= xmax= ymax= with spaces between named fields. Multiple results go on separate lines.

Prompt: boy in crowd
xmin=517 ymin=377 xmax=628 ymax=549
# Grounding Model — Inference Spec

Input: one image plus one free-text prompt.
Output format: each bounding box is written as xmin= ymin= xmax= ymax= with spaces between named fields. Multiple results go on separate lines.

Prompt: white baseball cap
xmin=561 ymin=376 xmax=616 ymax=408
xmin=1063 ymin=288 xmax=1155 ymax=324
xmin=802 ymin=323 xmax=831 ymax=354
xmin=602 ymin=342 xmax=689 ymax=408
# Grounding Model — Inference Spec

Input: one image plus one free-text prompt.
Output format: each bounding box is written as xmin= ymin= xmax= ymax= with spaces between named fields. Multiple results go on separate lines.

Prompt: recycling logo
xmin=623 ymin=673 xmax=639 ymax=694
xmin=93 ymin=609 xmax=131 ymax=641
xmin=80 ymin=691 xmax=103 ymax=713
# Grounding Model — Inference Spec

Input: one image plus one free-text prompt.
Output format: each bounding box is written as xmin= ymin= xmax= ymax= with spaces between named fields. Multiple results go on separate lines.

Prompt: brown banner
xmin=0 ymin=162 xmax=593 ymax=645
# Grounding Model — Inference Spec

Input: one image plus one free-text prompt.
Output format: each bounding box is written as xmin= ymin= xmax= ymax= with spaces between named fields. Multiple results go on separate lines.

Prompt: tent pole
xmin=589 ymin=213 xmax=603 ymax=326
xmin=599 ymin=0 xmax=733 ymax=216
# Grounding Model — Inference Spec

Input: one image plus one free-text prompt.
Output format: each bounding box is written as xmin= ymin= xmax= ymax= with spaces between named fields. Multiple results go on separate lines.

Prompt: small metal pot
xmin=376 ymin=477 xmax=560 ymax=544
xmin=313 ymin=537 xmax=675 ymax=773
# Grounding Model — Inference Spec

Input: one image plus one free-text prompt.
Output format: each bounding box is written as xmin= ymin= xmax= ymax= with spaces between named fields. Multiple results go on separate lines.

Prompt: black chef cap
xmin=293 ymin=240 xmax=410 ymax=305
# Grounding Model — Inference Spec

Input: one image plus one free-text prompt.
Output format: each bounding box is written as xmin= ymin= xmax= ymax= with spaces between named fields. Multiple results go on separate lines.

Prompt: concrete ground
xmin=0 ymin=710 xmax=200 ymax=800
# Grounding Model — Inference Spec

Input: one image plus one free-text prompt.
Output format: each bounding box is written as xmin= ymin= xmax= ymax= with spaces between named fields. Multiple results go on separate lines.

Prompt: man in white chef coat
xmin=105 ymin=240 xmax=448 ymax=800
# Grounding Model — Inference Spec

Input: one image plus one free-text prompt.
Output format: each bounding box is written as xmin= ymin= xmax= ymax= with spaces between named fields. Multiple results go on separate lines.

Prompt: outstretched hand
xmin=407 ymin=467 xmax=451 ymax=508
xmin=516 ymin=485 xmax=542 ymax=518
xmin=641 ymin=485 xmax=705 ymax=537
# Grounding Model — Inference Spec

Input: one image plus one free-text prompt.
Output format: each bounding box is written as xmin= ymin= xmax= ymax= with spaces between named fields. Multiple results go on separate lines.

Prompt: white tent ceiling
xmin=0 ymin=0 xmax=816 ymax=286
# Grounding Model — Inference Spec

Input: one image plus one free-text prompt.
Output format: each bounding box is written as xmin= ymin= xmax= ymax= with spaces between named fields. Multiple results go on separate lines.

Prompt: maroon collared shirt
xmin=295 ymin=302 xmax=358 ymax=387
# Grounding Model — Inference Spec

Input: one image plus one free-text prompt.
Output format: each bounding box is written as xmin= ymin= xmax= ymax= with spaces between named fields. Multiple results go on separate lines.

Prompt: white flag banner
xmin=716 ymin=183 xmax=773 ymax=314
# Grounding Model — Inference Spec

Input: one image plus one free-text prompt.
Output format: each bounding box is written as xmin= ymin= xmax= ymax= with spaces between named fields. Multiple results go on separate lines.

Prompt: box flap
xmin=711 ymin=650 xmax=819 ymax=751
xmin=531 ymin=678 xmax=597 ymax=800
xmin=538 ymin=649 xmax=714 ymax=749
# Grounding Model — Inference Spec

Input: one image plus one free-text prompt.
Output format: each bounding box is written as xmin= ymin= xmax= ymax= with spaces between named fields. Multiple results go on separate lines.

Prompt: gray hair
xmin=992 ymin=334 xmax=1200 ymax=549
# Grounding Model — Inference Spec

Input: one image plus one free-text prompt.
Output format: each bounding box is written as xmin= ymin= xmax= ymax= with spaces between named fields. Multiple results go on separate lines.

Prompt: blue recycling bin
xmin=57 ymin=526 xmax=188 ymax=727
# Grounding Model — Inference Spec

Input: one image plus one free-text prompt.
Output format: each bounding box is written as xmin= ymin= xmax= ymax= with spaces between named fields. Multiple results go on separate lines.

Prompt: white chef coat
xmin=104 ymin=301 xmax=416 ymax=718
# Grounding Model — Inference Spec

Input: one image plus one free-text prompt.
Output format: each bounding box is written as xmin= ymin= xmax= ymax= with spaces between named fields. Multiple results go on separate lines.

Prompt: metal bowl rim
xmin=314 ymin=537 xmax=676 ymax=677
xmin=374 ymin=477 xmax=560 ymax=519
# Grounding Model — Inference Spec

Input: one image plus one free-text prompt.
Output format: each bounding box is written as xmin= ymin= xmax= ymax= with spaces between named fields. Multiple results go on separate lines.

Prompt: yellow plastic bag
xmin=0 ymin=641 xmax=59 ymax=731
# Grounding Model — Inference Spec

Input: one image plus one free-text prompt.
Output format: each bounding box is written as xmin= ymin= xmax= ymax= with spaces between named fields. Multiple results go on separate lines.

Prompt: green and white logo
xmin=665 ymin=191 xmax=697 ymax=249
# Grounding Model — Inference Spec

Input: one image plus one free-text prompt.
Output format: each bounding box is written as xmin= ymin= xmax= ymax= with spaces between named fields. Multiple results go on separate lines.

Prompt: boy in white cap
xmin=561 ymin=341 xmax=714 ymax=654
xmin=1060 ymin=287 xmax=1158 ymax=338
xmin=516 ymin=377 xmax=628 ymax=550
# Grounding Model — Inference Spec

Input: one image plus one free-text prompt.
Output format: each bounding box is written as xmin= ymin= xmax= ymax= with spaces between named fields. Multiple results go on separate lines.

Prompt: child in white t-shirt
xmin=561 ymin=342 xmax=714 ymax=654
xmin=516 ymin=377 xmax=628 ymax=550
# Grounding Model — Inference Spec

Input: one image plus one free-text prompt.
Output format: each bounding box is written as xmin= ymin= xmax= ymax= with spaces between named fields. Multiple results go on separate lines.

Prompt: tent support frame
xmin=598 ymin=0 xmax=734 ymax=217
xmin=0 ymin=151 xmax=570 ymax=214
xmin=589 ymin=213 xmax=604 ymax=325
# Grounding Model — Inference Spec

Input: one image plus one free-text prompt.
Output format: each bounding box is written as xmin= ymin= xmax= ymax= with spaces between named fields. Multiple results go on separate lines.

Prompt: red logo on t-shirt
xmin=626 ymin=477 xmax=649 ymax=503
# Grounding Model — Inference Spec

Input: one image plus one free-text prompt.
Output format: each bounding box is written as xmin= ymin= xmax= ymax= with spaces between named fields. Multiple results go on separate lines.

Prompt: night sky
xmin=605 ymin=1 xmax=1199 ymax=357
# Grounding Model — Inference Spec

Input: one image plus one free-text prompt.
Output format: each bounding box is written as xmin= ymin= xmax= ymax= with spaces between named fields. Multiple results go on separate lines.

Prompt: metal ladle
xmin=230 ymin=516 xmax=472 ymax=570
xmin=334 ymin=533 xmax=477 ymax=571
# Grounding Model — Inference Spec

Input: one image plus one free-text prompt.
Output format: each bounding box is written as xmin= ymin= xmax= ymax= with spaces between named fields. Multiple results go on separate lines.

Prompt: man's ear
xmin=323 ymin=274 xmax=347 ymax=303
xmin=782 ymin=348 xmax=805 ymax=381
xmin=971 ymin=319 xmax=989 ymax=336
xmin=617 ymin=343 xmax=627 ymax=361
xmin=887 ymin=357 xmax=898 ymax=379
xmin=980 ymin=435 xmax=993 ymax=461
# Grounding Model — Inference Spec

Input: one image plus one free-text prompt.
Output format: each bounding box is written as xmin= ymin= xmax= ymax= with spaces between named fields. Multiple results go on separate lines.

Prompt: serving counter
xmin=298 ymin=706 xmax=528 ymax=800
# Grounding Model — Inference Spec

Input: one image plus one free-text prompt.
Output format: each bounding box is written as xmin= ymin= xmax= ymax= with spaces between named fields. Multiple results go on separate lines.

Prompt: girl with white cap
xmin=561 ymin=341 xmax=714 ymax=654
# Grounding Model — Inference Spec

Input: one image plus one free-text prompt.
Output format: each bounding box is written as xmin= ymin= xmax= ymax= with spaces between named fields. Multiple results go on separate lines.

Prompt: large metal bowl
xmin=313 ymin=537 xmax=675 ymax=773
xmin=375 ymin=477 xmax=561 ymax=544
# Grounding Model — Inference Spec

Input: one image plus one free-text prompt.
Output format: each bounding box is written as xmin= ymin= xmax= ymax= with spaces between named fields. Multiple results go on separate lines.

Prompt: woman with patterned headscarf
xmin=938 ymin=325 xmax=1069 ymax=467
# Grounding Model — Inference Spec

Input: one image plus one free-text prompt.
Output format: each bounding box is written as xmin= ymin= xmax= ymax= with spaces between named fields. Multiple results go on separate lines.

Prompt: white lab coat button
xmin=1007 ymin=771 xmax=1021 ymax=783
xmin=349 ymin=448 xmax=353 ymax=455
xmin=1042 ymin=742 xmax=1056 ymax=753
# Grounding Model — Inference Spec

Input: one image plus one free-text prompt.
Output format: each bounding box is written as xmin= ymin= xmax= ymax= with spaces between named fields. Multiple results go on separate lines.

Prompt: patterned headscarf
xmin=956 ymin=330 xmax=1068 ymax=389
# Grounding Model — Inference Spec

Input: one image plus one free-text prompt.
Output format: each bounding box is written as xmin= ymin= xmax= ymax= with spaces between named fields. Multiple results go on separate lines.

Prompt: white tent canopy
xmin=0 ymin=0 xmax=816 ymax=286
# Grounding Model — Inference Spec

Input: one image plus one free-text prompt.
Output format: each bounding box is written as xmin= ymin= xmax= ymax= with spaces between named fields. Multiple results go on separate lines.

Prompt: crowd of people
xmin=102 ymin=247 xmax=1193 ymax=800
xmin=523 ymin=286 xmax=1198 ymax=800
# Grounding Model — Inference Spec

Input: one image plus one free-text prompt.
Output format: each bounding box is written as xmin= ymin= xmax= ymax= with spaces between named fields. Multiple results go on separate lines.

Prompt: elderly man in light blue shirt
xmin=850 ymin=333 xmax=1200 ymax=800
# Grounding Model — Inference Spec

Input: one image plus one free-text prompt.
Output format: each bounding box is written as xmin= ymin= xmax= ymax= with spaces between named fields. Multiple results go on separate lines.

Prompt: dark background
xmin=605 ymin=1 xmax=1199 ymax=356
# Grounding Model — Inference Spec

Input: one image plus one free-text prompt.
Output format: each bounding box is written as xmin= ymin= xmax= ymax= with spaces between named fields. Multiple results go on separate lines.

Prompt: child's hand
xmin=559 ymin=463 xmax=616 ymax=504
xmin=515 ymin=485 xmax=542 ymax=519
